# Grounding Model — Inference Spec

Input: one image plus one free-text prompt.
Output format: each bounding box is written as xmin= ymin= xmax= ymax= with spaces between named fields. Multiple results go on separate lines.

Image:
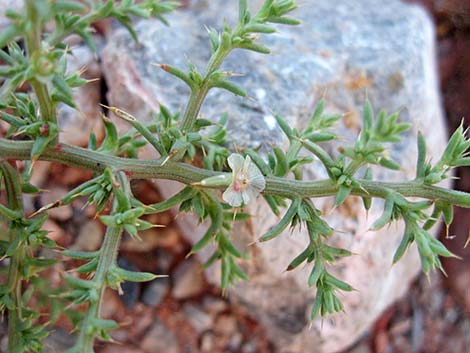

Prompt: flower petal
xmin=246 ymin=158 xmax=265 ymax=192
xmin=242 ymin=188 xmax=256 ymax=205
xmin=242 ymin=155 xmax=252 ymax=174
xmin=227 ymin=153 xmax=245 ymax=172
xmin=223 ymin=185 xmax=243 ymax=207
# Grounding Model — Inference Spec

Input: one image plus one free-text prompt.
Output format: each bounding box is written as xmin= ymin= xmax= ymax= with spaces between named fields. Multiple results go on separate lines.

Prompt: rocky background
xmin=0 ymin=0 xmax=469 ymax=352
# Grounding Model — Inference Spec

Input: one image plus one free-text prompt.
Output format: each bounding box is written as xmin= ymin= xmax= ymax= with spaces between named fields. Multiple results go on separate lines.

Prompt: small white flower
xmin=222 ymin=153 xmax=266 ymax=207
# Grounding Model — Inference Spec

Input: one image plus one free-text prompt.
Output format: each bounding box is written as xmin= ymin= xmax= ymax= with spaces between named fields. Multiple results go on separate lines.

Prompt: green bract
xmin=0 ymin=0 xmax=469 ymax=352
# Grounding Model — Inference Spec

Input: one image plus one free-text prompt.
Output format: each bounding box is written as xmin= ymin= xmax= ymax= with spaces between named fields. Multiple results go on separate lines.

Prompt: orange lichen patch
xmin=343 ymin=110 xmax=361 ymax=130
xmin=337 ymin=195 xmax=363 ymax=221
xmin=319 ymin=50 xmax=332 ymax=58
xmin=388 ymin=72 xmax=405 ymax=92
xmin=345 ymin=71 xmax=373 ymax=90
xmin=321 ymin=194 xmax=362 ymax=223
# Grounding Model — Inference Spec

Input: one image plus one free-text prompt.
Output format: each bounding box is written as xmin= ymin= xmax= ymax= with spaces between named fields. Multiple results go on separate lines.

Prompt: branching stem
xmin=1 ymin=139 xmax=469 ymax=208
xmin=24 ymin=1 xmax=57 ymax=126
xmin=72 ymin=172 xmax=128 ymax=352
xmin=180 ymin=46 xmax=231 ymax=132
xmin=0 ymin=160 xmax=26 ymax=353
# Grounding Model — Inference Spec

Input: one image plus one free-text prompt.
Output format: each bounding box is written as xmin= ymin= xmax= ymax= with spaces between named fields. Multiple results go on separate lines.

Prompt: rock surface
xmin=140 ymin=321 xmax=179 ymax=353
xmin=171 ymin=258 xmax=205 ymax=300
xmin=443 ymin=207 xmax=470 ymax=313
xmin=0 ymin=1 xmax=21 ymax=33
xmin=102 ymin=1 xmax=448 ymax=352
xmin=72 ymin=219 xmax=103 ymax=251
xmin=142 ymin=277 xmax=170 ymax=307
xmin=58 ymin=44 xmax=103 ymax=146
xmin=182 ymin=303 xmax=213 ymax=334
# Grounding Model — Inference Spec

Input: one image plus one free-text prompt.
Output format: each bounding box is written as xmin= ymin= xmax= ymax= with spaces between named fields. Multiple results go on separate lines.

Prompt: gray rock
xmin=72 ymin=219 xmax=103 ymax=251
xmin=117 ymin=257 xmax=141 ymax=308
xmin=142 ymin=277 xmax=170 ymax=307
xmin=102 ymin=1 xmax=447 ymax=352
xmin=202 ymin=296 xmax=228 ymax=315
xmin=171 ymin=258 xmax=205 ymax=300
xmin=44 ymin=328 xmax=75 ymax=353
xmin=214 ymin=314 xmax=239 ymax=337
xmin=348 ymin=343 xmax=374 ymax=353
xmin=0 ymin=1 xmax=21 ymax=33
xmin=228 ymin=332 xmax=243 ymax=352
xmin=200 ymin=331 xmax=216 ymax=353
xmin=58 ymin=44 xmax=103 ymax=146
xmin=241 ymin=339 xmax=260 ymax=353
xmin=182 ymin=303 xmax=213 ymax=334
xmin=140 ymin=321 xmax=179 ymax=353
xmin=154 ymin=248 xmax=175 ymax=273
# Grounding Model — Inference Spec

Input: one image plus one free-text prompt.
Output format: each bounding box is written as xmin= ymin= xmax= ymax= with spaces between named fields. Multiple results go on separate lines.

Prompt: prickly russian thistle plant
xmin=0 ymin=0 xmax=469 ymax=352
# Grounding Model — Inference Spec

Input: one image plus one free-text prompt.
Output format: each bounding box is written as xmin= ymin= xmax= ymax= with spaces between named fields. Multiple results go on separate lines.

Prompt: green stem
xmin=73 ymin=172 xmax=128 ymax=352
xmin=180 ymin=46 xmax=231 ymax=132
xmin=0 ymin=160 xmax=26 ymax=353
xmin=24 ymin=0 xmax=41 ymax=55
xmin=180 ymin=87 xmax=209 ymax=132
xmin=24 ymin=0 xmax=57 ymax=127
xmin=286 ymin=139 xmax=302 ymax=162
xmin=1 ymin=139 xmax=469 ymax=208
xmin=73 ymin=228 xmax=122 ymax=352
xmin=5 ymin=244 xmax=25 ymax=353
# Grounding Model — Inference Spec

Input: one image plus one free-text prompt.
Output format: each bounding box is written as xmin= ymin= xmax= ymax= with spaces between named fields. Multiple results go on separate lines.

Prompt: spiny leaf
xmin=113 ymin=267 xmax=165 ymax=282
xmin=259 ymin=198 xmax=300 ymax=242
